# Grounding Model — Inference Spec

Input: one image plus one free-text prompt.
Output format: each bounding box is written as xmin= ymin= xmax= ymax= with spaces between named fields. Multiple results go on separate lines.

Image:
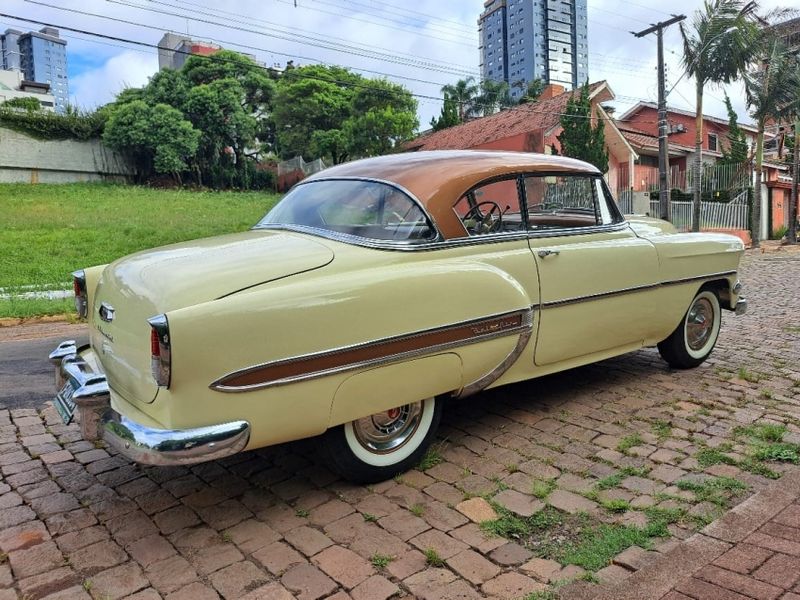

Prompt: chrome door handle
xmin=537 ymin=249 xmax=560 ymax=258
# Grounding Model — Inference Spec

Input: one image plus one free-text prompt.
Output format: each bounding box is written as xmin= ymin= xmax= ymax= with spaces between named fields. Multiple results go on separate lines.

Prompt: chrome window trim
xmin=253 ymin=174 xmax=632 ymax=252
xmin=253 ymin=176 xmax=443 ymax=245
xmin=254 ymin=221 xmax=632 ymax=252
xmin=540 ymin=270 xmax=737 ymax=308
xmin=210 ymin=308 xmax=534 ymax=393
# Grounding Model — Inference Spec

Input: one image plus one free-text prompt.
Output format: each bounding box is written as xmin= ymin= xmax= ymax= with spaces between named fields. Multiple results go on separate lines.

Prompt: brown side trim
xmin=211 ymin=308 xmax=533 ymax=393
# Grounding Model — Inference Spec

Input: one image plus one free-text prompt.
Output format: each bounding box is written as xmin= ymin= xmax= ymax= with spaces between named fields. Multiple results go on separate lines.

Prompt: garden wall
xmin=0 ymin=126 xmax=134 ymax=183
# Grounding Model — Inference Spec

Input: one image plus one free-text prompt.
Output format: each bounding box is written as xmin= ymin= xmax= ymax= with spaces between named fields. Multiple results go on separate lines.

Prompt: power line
xmin=161 ymin=0 xmax=477 ymax=72
xmin=271 ymin=0 xmax=475 ymax=48
xmin=1 ymin=12 xmax=669 ymax=125
xmin=105 ymin=0 xmax=478 ymax=77
xmin=26 ymin=0 xmax=461 ymax=87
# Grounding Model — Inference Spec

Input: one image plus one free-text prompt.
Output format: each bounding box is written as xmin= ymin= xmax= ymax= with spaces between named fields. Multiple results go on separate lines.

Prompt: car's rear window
xmin=256 ymin=179 xmax=436 ymax=243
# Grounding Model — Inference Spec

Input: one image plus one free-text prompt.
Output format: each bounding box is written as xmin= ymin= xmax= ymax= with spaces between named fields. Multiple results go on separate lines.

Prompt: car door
xmin=524 ymin=174 xmax=661 ymax=366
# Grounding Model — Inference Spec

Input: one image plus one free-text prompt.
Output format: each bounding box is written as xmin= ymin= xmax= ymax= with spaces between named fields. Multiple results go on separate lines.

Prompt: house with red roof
xmin=404 ymin=81 xmax=638 ymax=199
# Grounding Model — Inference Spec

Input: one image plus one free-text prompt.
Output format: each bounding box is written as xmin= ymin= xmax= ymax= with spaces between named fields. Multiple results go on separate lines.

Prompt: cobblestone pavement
xmin=0 ymin=247 xmax=798 ymax=600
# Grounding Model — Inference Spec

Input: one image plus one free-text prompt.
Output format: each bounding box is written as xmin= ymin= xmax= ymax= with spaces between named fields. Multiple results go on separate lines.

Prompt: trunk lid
xmin=90 ymin=230 xmax=334 ymax=404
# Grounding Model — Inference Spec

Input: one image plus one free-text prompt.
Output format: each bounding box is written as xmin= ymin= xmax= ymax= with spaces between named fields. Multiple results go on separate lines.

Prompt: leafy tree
xmin=103 ymin=100 xmax=199 ymax=182
xmin=272 ymin=66 xmax=417 ymax=163
xmin=440 ymin=77 xmax=479 ymax=122
xmin=272 ymin=65 xmax=361 ymax=159
xmin=513 ymin=78 xmax=546 ymax=104
xmin=2 ymin=97 xmax=41 ymax=111
xmin=557 ymin=83 xmax=609 ymax=173
xmin=720 ymin=93 xmax=749 ymax=165
xmin=430 ymin=95 xmax=459 ymax=131
xmin=744 ymin=38 xmax=800 ymax=247
xmin=680 ymin=0 xmax=759 ymax=231
xmin=475 ymin=79 xmax=512 ymax=116
xmin=344 ymin=79 xmax=417 ymax=158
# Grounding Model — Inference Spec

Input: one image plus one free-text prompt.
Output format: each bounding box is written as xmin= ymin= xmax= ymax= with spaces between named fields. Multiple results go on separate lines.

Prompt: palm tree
xmin=440 ymin=77 xmax=479 ymax=122
xmin=475 ymin=80 xmax=512 ymax=116
xmin=680 ymin=0 xmax=759 ymax=232
xmin=744 ymin=38 xmax=800 ymax=247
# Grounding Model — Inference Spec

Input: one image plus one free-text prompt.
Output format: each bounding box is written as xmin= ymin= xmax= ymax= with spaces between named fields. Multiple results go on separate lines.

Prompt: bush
xmin=771 ymin=225 xmax=788 ymax=240
xmin=0 ymin=106 xmax=105 ymax=140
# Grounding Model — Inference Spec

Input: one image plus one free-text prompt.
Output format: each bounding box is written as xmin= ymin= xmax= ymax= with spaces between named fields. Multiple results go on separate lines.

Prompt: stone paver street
xmin=0 ymin=246 xmax=798 ymax=599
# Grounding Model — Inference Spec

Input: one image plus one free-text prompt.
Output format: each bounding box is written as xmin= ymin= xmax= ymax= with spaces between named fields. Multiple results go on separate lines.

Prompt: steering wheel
xmin=463 ymin=201 xmax=503 ymax=234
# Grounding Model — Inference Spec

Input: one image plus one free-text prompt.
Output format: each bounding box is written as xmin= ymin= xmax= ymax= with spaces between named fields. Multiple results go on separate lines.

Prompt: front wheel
xmin=657 ymin=289 xmax=721 ymax=369
xmin=319 ymin=397 xmax=443 ymax=483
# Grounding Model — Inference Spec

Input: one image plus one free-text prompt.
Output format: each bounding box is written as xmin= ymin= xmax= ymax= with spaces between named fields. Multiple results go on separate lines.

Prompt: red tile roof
xmin=405 ymin=81 xmax=608 ymax=152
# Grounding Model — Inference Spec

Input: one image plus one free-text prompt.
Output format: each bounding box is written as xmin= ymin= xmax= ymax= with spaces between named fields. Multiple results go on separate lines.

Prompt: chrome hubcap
xmin=686 ymin=297 xmax=714 ymax=351
xmin=351 ymin=402 xmax=423 ymax=454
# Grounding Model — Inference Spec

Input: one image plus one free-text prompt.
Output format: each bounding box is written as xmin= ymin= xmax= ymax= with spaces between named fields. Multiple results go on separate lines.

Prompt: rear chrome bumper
xmin=49 ymin=342 xmax=250 ymax=466
xmin=735 ymin=297 xmax=748 ymax=315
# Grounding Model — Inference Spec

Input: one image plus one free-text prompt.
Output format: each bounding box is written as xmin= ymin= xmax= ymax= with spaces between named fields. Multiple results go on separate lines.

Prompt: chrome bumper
xmin=735 ymin=298 xmax=747 ymax=316
xmin=49 ymin=342 xmax=250 ymax=466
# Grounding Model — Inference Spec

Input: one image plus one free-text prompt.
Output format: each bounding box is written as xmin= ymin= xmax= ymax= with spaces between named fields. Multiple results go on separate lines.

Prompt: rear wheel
xmin=658 ymin=289 xmax=721 ymax=369
xmin=320 ymin=397 xmax=442 ymax=483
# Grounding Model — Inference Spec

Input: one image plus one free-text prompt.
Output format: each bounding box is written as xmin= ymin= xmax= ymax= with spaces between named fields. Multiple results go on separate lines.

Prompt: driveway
xmin=0 ymin=247 xmax=798 ymax=599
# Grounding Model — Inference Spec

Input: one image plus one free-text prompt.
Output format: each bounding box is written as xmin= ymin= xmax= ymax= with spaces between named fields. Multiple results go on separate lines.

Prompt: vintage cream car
xmin=51 ymin=151 xmax=747 ymax=482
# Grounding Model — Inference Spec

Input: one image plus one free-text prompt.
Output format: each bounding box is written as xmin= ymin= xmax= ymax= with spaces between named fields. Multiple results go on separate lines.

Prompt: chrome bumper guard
xmin=735 ymin=298 xmax=747 ymax=316
xmin=50 ymin=343 xmax=250 ymax=466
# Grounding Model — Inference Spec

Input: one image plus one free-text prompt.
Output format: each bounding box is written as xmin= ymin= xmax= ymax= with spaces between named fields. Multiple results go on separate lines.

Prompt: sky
xmin=0 ymin=0 xmax=786 ymax=130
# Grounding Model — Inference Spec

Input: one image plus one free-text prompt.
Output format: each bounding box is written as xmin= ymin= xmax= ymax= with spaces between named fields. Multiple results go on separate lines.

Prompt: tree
xmin=720 ymin=93 xmax=749 ymax=165
xmin=440 ymin=77 xmax=479 ymax=122
xmin=272 ymin=66 xmax=417 ymax=163
xmin=514 ymin=78 xmax=546 ymax=104
xmin=430 ymin=95 xmax=459 ymax=131
xmin=272 ymin=65 xmax=361 ymax=159
xmin=103 ymin=100 xmax=199 ymax=182
xmin=344 ymin=79 xmax=417 ymax=158
xmin=744 ymin=38 xmax=799 ymax=247
xmin=557 ymin=83 xmax=609 ymax=173
xmin=475 ymin=79 xmax=512 ymax=116
xmin=680 ymin=0 xmax=759 ymax=232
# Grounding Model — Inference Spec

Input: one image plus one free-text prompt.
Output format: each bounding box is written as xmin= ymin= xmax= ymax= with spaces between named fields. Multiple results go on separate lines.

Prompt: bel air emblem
xmin=99 ymin=302 xmax=116 ymax=323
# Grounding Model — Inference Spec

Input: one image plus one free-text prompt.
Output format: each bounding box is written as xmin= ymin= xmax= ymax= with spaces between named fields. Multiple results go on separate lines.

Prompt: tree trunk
xmin=692 ymin=82 xmax=704 ymax=232
xmin=789 ymin=119 xmax=799 ymax=245
xmin=752 ymin=126 xmax=764 ymax=248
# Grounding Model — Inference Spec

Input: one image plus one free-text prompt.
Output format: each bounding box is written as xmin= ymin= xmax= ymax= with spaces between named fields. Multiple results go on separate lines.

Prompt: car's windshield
xmin=256 ymin=179 xmax=436 ymax=243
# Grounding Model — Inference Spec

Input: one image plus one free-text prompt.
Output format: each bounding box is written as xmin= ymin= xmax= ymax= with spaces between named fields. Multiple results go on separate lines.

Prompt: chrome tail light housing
xmin=148 ymin=314 xmax=171 ymax=387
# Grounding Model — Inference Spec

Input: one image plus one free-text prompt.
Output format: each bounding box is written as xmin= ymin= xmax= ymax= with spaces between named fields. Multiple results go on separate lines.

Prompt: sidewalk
xmin=561 ymin=468 xmax=800 ymax=600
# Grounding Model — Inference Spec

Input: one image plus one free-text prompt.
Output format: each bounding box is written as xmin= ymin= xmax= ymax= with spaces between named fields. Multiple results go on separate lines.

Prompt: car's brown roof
xmin=305 ymin=150 xmax=599 ymax=239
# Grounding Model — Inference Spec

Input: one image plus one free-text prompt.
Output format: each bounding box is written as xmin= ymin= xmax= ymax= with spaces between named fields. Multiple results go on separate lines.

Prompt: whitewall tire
xmin=658 ymin=288 xmax=721 ymax=369
xmin=320 ymin=397 xmax=443 ymax=483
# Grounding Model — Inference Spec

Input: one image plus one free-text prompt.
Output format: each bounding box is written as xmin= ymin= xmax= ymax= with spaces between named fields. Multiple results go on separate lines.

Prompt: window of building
xmin=708 ymin=133 xmax=718 ymax=152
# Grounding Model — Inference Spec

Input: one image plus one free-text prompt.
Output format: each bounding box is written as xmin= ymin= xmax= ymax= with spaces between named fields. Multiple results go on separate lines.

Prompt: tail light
xmin=148 ymin=314 xmax=171 ymax=387
xmin=72 ymin=270 xmax=87 ymax=318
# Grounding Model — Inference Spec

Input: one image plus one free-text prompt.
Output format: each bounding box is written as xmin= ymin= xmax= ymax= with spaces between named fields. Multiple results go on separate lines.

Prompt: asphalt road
xmin=0 ymin=323 xmax=87 ymax=410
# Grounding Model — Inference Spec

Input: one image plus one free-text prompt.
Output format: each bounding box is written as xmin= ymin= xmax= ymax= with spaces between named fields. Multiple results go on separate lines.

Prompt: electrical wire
xmin=1 ymin=12 xmax=670 ymax=124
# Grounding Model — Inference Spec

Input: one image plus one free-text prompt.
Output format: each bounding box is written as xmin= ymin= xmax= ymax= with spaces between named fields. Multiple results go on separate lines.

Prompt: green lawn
xmin=0 ymin=183 xmax=280 ymax=318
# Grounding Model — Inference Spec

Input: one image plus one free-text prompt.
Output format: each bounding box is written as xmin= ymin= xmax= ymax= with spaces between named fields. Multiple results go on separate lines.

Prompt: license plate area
xmin=55 ymin=379 xmax=77 ymax=425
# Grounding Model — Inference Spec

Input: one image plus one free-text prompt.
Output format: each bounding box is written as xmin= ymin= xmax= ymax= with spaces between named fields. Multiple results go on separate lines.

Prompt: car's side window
xmin=454 ymin=177 xmax=524 ymax=236
xmin=524 ymin=174 xmax=600 ymax=230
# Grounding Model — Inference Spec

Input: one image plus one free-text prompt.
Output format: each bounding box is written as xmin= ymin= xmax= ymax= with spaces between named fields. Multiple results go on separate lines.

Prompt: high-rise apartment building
xmin=157 ymin=33 xmax=260 ymax=71
xmin=478 ymin=0 xmax=588 ymax=101
xmin=1 ymin=27 xmax=69 ymax=113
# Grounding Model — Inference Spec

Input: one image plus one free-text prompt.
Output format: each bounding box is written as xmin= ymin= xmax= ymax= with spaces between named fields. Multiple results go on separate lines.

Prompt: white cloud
xmin=1 ymin=0 xmax=788 ymax=126
xmin=68 ymin=50 xmax=157 ymax=110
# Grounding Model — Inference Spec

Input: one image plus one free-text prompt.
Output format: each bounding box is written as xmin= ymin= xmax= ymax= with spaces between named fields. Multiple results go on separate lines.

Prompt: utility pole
xmin=633 ymin=15 xmax=685 ymax=222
